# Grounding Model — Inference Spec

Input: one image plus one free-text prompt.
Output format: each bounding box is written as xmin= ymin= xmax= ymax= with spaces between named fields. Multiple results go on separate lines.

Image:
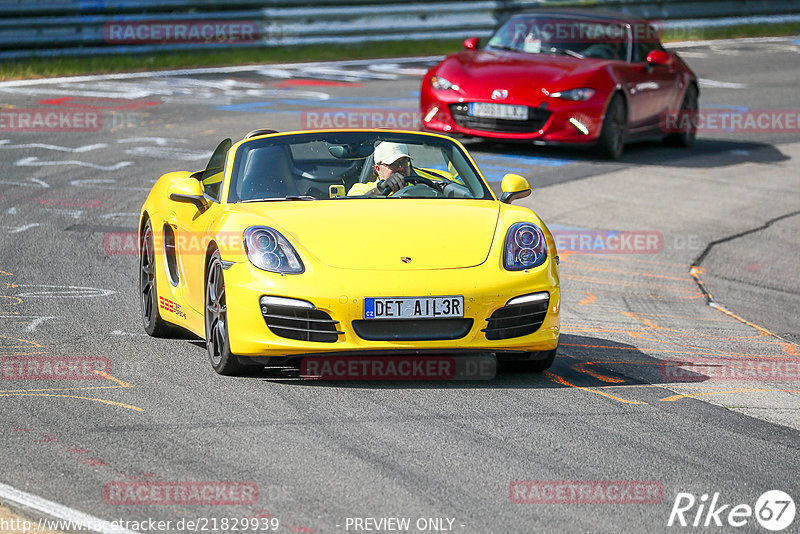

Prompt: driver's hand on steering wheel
xmin=377 ymin=172 xmax=408 ymax=195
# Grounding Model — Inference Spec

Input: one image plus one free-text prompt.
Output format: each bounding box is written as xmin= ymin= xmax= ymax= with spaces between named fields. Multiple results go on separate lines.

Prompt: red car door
xmin=631 ymin=40 xmax=682 ymax=132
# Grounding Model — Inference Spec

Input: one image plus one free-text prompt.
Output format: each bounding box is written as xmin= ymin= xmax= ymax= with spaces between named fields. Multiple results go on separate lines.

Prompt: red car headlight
xmin=431 ymin=75 xmax=460 ymax=91
xmin=549 ymin=88 xmax=596 ymax=101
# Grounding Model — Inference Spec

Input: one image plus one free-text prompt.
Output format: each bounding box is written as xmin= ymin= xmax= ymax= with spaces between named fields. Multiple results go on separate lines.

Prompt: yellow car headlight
xmin=243 ymin=226 xmax=304 ymax=274
xmin=504 ymin=222 xmax=547 ymax=271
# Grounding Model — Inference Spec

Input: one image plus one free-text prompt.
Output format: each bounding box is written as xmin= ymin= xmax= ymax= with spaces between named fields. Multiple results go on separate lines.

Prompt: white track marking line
xmin=0 ymin=481 xmax=140 ymax=534
xmin=16 ymin=157 xmax=132 ymax=171
xmin=100 ymin=212 xmax=139 ymax=220
xmin=23 ymin=316 xmax=57 ymax=332
xmin=70 ymin=179 xmax=150 ymax=192
xmin=0 ymin=178 xmax=49 ymax=188
xmin=122 ymin=146 xmax=212 ymax=160
xmin=666 ymin=35 xmax=800 ymax=49
xmin=3 ymin=223 xmax=41 ymax=233
xmin=41 ymin=207 xmax=84 ymax=219
xmin=14 ymin=285 xmax=115 ymax=298
xmin=110 ymin=330 xmax=149 ymax=336
xmin=0 ymin=140 xmax=107 ymax=152
xmin=28 ymin=178 xmax=50 ymax=188
xmin=0 ymin=56 xmax=445 ymax=87
xmin=116 ymin=137 xmax=186 ymax=146
xmin=0 ymin=315 xmax=58 ymax=332
xmin=698 ymin=78 xmax=748 ymax=89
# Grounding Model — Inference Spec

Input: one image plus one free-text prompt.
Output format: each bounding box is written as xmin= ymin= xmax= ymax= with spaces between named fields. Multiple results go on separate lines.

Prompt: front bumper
xmin=224 ymin=259 xmax=560 ymax=358
xmin=420 ymin=91 xmax=606 ymax=144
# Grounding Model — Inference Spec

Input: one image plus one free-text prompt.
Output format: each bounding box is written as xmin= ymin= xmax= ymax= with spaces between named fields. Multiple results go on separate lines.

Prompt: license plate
xmin=468 ymin=102 xmax=528 ymax=120
xmin=363 ymin=296 xmax=464 ymax=319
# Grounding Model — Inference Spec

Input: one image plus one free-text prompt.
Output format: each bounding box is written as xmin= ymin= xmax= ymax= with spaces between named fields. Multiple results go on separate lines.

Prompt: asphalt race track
xmin=0 ymin=37 xmax=798 ymax=534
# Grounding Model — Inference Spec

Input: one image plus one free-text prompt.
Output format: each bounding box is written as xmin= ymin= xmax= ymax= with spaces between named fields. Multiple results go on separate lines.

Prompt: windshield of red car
xmin=487 ymin=16 xmax=635 ymax=61
xmin=227 ymin=132 xmax=494 ymax=202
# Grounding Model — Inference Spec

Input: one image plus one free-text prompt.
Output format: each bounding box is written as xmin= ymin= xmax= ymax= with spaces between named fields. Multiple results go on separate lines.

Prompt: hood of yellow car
xmin=233 ymin=199 xmax=500 ymax=270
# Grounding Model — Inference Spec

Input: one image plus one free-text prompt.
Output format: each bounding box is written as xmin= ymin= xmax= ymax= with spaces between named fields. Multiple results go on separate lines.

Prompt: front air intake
xmin=482 ymin=296 xmax=549 ymax=340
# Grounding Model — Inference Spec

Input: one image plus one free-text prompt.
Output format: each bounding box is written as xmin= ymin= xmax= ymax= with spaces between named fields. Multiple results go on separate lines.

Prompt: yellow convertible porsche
xmin=139 ymin=129 xmax=560 ymax=375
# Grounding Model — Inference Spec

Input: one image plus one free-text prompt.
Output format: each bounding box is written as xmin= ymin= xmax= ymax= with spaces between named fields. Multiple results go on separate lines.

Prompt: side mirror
xmin=499 ymin=173 xmax=531 ymax=204
xmin=169 ymin=178 xmax=207 ymax=211
xmin=646 ymin=50 xmax=671 ymax=66
xmin=463 ymin=37 xmax=480 ymax=50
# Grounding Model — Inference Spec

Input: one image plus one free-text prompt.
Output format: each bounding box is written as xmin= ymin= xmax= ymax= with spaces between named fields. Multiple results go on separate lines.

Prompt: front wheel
xmin=596 ymin=93 xmax=627 ymax=160
xmin=497 ymin=348 xmax=557 ymax=373
xmin=205 ymin=251 xmax=243 ymax=375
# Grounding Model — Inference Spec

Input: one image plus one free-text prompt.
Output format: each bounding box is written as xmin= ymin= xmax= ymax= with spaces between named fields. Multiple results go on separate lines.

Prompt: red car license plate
xmin=468 ymin=103 xmax=528 ymax=120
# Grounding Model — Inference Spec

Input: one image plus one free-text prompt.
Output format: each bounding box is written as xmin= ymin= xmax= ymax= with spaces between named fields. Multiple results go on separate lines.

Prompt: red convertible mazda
xmin=420 ymin=10 xmax=699 ymax=159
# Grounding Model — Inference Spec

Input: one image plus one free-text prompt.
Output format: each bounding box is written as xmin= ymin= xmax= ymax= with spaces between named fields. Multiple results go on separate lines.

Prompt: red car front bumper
xmin=420 ymin=90 xmax=607 ymax=145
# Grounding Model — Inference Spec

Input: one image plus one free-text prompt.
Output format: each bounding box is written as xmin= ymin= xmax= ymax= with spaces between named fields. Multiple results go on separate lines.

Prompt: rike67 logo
xmin=668 ymin=490 xmax=795 ymax=531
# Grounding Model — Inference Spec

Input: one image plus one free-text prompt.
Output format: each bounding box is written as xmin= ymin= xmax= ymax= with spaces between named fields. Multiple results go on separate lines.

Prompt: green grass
xmin=660 ymin=21 xmax=800 ymax=42
xmin=1 ymin=22 xmax=798 ymax=81
xmin=0 ymin=40 xmax=463 ymax=81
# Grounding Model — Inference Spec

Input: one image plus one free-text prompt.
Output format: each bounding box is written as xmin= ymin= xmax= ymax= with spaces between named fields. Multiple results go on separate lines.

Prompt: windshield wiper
xmin=488 ymin=44 xmax=519 ymax=53
xmin=547 ymin=47 xmax=584 ymax=59
xmin=240 ymin=195 xmax=316 ymax=203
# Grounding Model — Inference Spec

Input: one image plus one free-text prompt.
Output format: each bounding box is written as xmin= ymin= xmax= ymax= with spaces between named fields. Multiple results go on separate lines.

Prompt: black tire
xmin=140 ymin=219 xmax=177 ymax=337
xmin=596 ymin=93 xmax=627 ymax=160
xmin=497 ymin=348 xmax=557 ymax=373
xmin=205 ymin=250 xmax=243 ymax=375
xmin=664 ymin=84 xmax=698 ymax=148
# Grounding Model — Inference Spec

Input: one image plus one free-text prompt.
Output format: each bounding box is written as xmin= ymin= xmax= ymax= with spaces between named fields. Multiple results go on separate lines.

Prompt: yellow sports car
xmin=139 ymin=129 xmax=560 ymax=375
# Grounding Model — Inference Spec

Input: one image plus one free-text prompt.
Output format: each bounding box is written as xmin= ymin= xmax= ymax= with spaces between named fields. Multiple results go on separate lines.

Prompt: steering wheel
xmin=404 ymin=173 xmax=445 ymax=193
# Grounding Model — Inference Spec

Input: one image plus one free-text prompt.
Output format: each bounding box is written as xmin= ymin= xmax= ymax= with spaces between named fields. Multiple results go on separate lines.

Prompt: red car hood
xmin=442 ymin=50 xmax=605 ymax=97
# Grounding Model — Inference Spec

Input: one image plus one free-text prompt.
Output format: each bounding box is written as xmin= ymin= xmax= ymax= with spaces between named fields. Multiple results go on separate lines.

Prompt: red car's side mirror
xmin=646 ymin=50 xmax=671 ymax=66
xmin=463 ymin=37 xmax=479 ymax=50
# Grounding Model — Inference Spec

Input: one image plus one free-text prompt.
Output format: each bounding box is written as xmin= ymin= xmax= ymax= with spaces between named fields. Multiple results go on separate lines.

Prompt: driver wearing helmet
xmin=347 ymin=142 xmax=412 ymax=196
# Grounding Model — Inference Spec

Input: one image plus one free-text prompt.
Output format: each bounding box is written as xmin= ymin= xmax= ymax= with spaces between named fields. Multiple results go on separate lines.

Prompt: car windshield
xmin=228 ymin=131 xmax=493 ymax=202
xmin=486 ymin=15 xmax=631 ymax=61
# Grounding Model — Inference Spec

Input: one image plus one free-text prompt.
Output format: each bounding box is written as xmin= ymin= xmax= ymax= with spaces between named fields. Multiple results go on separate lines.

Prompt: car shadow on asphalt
xmin=621 ymin=138 xmax=790 ymax=167
xmin=463 ymin=137 xmax=789 ymax=169
xmin=227 ymin=333 xmax=711 ymax=390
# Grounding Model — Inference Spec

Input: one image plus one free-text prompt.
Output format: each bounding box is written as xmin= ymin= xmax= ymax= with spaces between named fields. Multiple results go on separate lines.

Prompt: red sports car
xmin=420 ymin=10 xmax=699 ymax=159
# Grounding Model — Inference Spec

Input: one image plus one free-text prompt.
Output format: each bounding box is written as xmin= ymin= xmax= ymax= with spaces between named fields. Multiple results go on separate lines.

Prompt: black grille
xmin=352 ymin=319 xmax=473 ymax=341
xmin=262 ymin=304 xmax=342 ymax=343
xmin=450 ymin=104 xmax=551 ymax=134
xmin=483 ymin=296 xmax=549 ymax=340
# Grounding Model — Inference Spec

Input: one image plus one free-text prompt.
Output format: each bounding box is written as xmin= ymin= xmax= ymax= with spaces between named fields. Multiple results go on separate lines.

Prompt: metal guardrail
xmin=1 ymin=0 xmax=799 ymax=59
